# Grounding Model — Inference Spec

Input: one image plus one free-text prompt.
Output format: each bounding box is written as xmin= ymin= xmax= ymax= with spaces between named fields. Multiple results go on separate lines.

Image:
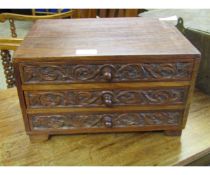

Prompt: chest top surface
xmin=14 ymin=17 xmax=200 ymax=60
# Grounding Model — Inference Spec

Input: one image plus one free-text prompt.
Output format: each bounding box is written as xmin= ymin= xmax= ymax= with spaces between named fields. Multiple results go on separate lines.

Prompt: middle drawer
xmin=24 ymin=87 xmax=188 ymax=108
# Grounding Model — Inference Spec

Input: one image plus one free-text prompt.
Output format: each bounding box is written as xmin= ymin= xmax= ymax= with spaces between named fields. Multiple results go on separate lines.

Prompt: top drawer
xmin=19 ymin=62 xmax=193 ymax=84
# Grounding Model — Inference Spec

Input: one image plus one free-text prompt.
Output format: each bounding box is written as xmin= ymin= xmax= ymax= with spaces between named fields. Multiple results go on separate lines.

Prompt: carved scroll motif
xmin=26 ymin=88 xmax=188 ymax=108
xmin=31 ymin=111 xmax=181 ymax=130
xmin=21 ymin=62 xmax=193 ymax=83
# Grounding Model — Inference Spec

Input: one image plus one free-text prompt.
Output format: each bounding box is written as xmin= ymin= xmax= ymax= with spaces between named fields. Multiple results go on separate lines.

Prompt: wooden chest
xmin=13 ymin=17 xmax=201 ymax=142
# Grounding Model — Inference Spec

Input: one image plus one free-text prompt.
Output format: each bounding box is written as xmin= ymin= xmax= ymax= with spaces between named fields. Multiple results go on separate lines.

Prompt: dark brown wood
xmin=13 ymin=18 xmax=200 ymax=142
xmin=99 ymin=9 xmax=107 ymax=17
xmin=24 ymin=87 xmax=188 ymax=108
xmin=19 ymin=62 xmax=194 ymax=84
xmin=118 ymin=9 xmax=125 ymax=17
xmin=182 ymin=59 xmax=201 ymax=128
xmin=108 ymin=9 xmax=116 ymax=17
xmin=29 ymin=111 xmax=182 ymax=131
xmin=76 ymin=9 xmax=139 ymax=18
xmin=14 ymin=62 xmax=30 ymax=132
xmin=14 ymin=18 xmax=200 ymax=60
xmin=77 ymin=9 xmax=97 ymax=18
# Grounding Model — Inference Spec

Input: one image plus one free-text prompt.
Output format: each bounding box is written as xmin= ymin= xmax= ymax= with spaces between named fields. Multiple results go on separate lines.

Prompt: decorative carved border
xmin=30 ymin=111 xmax=182 ymax=130
xmin=20 ymin=62 xmax=193 ymax=84
xmin=25 ymin=88 xmax=188 ymax=108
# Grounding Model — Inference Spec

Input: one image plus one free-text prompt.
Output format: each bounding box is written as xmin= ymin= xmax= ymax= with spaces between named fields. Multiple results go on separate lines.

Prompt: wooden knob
xmin=103 ymin=70 xmax=112 ymax=82
xmin=102 ymin=93 xmax=113 ymax=107
xmin=104 ymin=116 xmax=112 ymax=128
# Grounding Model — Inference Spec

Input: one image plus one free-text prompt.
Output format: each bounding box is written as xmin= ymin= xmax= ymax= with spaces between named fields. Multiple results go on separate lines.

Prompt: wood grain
xmin=21 ymin=82 xmax=191 ymax=90
xmin=19 ymin=62 xmax=194 ymax=84
xmin=13 ymin=18 xmax=200 ymax=140
xmin=24 ymin=87 xmax=188 ymax=108
xmin=182 ymin=59 xmax=200 ymax=128
xmin=29 ymin=111 xmax=182 ymax=131
xmin=0 ymin=88 xmax=210 ymax=165
xmin=26 ymin=105 xmax=185 ymax=114
xmin=13 ymin=18 xmax=200 ymax=60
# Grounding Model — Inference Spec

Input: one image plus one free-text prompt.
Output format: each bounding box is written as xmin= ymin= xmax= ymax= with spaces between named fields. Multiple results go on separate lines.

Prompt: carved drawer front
xmin=24 ymin=87 xmax=188 ymax=108
xmin=30 ymin=110 xmax=182 ymax=131
xmin=20 ymin=62 xmax=193 ymax=84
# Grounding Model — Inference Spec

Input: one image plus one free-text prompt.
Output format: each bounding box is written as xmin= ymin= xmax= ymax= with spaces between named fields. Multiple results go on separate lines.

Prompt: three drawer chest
xmin=14 ymin=17 xmax=201 ymax=142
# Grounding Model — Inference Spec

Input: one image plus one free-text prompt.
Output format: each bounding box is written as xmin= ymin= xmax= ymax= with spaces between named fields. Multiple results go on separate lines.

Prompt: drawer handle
xmin=104 ymin=116 xmax=113 ymax=128
xmin=102 ymin=93 xmax=113 ymax=107
xmin=103 ymin=68 xmax=113 ymax=82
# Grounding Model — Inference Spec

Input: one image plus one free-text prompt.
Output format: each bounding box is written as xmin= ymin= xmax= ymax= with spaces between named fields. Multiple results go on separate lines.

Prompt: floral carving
xmin=26 ymin=88 xmax=188 ymax=108
xmin=21 ymin=62 xmax=193 ymax=83
xmin=31 ymin=111 xmax=181 ymax=130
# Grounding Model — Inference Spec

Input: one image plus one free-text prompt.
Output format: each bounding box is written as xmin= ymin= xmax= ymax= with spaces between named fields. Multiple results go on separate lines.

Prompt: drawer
xmin=24 ymin=87 xmax=188 ymax=108
xmin=29 ymin=110 xmax=182 ymax=131
xmin=20 ymin=62 xmax=193 ymax=84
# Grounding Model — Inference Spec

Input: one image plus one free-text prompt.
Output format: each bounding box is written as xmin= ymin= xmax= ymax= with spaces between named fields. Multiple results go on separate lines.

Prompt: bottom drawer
xmin=29 ymin=110 xmax=183 ymax=131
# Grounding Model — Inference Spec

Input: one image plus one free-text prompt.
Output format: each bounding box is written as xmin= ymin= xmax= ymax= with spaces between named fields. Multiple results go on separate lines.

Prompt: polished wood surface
xmin=24 ymin=87 xmax=188 ymax=108
xmin=13 ymin=18 xmax=200 ymax=140
xmin=14 ymin=18 xmax=200 ymax=60
xmin=21 ymin=82 xmax=191 ymax=90
xmin=19 ymin=61 xmax=194 ymax=83
xmin=0 ymin=87 xmax=210 ymax=165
